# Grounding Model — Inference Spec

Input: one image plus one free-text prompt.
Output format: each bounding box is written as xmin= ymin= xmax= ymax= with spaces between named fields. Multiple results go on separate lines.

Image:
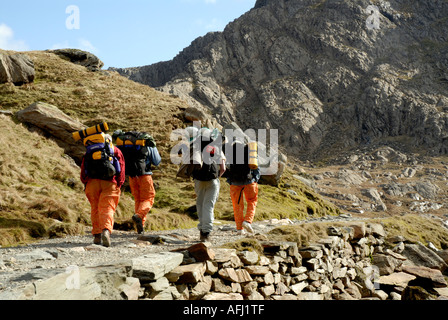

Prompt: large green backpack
xmin=114 ymin=131 xmax=156 ymax=177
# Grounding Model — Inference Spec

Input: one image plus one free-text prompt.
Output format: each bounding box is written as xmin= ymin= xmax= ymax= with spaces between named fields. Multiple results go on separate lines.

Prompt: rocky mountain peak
xmin=111 ymin=0 xmax=448 ymax=160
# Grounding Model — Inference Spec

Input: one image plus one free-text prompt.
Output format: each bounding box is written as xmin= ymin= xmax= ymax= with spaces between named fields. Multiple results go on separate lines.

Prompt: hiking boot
xmin=132 ymin=214 xmax=144 ymax=235
xmin=200 ymin=231 xmax=210 ymax=242
xmin=101 ymin=229 xmax=111 ymax=248
xmin=237 ymin=229 xmax=246 ymax=236
xmin=242 ymin=221 xmax=254 ymax=234
xmin=93 ymin=234 xmax=101 ymax=245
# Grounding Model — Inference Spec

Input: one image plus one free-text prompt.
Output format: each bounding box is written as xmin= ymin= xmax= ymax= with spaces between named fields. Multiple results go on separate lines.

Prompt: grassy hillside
xmin=0 ymin=114 xmax=88 ymax=245
xmin=0 ymin=50 xmax=341 ymax=247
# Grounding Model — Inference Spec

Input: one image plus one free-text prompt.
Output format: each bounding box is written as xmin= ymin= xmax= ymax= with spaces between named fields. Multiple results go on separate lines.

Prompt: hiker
xmin=80 ymin=134 xmax=126 ymax=247
xmin=113 ymin=130 xmax=161 ymax=235
xmin=192 ymin=128 xmax=226 ymax=242
xmin=225 ymin=141 xmax=261 ymax=235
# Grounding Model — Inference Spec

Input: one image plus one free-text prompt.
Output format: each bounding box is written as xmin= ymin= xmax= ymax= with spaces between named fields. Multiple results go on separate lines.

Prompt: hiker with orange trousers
xmin=113 ymin=130 xmax=162 ymax=235
xmin=80 ymin=134 xmax=126 ymax=247
xmin=225 ymin=141 xmax=261 ymax=235
xmin=129 ymin=145 xmax=161 ymax=235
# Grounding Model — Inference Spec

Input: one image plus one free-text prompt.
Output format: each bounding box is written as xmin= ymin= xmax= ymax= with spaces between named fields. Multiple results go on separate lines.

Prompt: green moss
xmin=220 ymin=238 xmax=265 ymax=256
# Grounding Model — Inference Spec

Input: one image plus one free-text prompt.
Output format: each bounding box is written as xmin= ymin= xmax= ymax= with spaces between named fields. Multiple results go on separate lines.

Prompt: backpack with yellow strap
xmin=73 ymin=123 xmax=121 ymax=180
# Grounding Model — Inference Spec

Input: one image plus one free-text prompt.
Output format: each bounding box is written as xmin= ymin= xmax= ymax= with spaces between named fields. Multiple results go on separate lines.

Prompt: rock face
xmin=0 ymin=53 xmax=35 ymax=85
xmin=111 ymin=0 xmax=448 ymax=160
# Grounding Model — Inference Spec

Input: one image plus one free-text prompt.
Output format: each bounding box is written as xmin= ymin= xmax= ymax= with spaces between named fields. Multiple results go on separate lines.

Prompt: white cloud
xmin=78 ymin=38 xmax=99 ymax=54
xmin=0 ymin=23 xmax=28 ymax=51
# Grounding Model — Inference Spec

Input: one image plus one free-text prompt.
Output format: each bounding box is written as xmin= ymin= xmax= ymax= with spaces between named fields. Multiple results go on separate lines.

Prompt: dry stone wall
xmin=16 ymin=221 xmax=448 ymax=300
xmin=138 ymin=221 xmax=448 ymax=301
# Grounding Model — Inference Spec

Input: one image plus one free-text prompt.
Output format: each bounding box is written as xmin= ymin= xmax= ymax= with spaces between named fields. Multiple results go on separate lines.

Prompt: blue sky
xmin=0 ymin=0 xmax=255 ymax=68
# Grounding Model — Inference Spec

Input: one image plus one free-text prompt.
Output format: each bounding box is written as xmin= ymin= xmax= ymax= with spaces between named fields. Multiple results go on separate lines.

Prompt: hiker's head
xmin=112 ymin=130 xmax=123 ymax=140
xmin=185 ymin=126 xmax=199 ymax=142
xmin=105 ymin=134 xmax=113 ymax=147
xmin=200 ymin=128 xmax=212 ymax=141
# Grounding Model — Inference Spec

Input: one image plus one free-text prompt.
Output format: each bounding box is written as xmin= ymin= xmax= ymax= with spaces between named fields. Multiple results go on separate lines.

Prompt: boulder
xmin=372 ymin=254 xmax=403 ymax=275
xmin=184 ymin=107 xmax=208 ymax=122
xmin=244 ymin=265 xmax=270 ymax=276
xmin=361 ymin=189 xmax=387 ymax=212
xmin=437 ymin=250 xmax=448 ymax=266
xmin=401 ymin=243 xmax=448 ymax=272
xmin=238 ymin=250 xmax=259 ymax=265
xmin=213 ymin=248 xmax=243 ymax=268
xmin=190 ymin=276 xmax=213 ymax=300
xmin=368 ymin=223 xmax=387 ymax=238
xmin=402 ymin=265 xmax=448 ymax=288
xmin=187 ymin=242 xmax=215 ymax=262
xmin=16 ymin=102 xmax=86 ymax=164
xmin=290 ymin=281 xmax=307 ymax=295
xmin=378 ymin=272 xmax=416 ymax=288
xmin=402 ymin=286 xmax=438 ymax=300
xmin=50 ymin=49 xmax=104 ymax=72
xmin=218 ymin=268 xmax=252 ymax=283
xmin=20 ymin=264 xmax=140 ymax=300
xmin=350 ymin=222 xmax=367 ymax=239
xmin=130 ymin=252 xmax=184 ymax=281
xmin=14 ymin=249 xmax=55 ymax=262
xmin=0 ymin=53 xmax=35 ymax=85
xmin=170 ymin=263 xmax=206 ymax=284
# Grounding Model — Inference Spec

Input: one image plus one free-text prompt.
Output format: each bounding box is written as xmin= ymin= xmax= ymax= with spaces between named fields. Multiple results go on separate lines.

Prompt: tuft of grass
xmin=378 ymin=214 xmax=448 ymax=249
xmin=145 ymin=210 xmax=197 ymax=231
xmin=47 ymin=222 xmax=86 ymax=239
xmin=268 ymin=222 xmax=330 ymax=247
xmin=221 ymin=238 xmax=265 ymax=256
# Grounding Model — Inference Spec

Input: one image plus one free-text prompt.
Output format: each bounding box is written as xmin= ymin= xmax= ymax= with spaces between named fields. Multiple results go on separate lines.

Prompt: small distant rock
xmin=14 ymin=250 xmax=55 ymax=262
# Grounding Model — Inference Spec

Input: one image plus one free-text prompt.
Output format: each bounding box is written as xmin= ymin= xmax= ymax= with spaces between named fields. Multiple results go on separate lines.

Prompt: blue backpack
xmin=83 ymin=133 xmax=121 ymax=180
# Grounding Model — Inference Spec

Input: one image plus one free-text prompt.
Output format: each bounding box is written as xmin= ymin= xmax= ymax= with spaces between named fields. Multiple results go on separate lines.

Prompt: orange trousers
xmin=230 ymin=183 xmax=258 ymax=230
xmin=85 ymin=179 xmax=121 ymax=235
xmin=129 ymin=175 xmax=156 ymax=227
